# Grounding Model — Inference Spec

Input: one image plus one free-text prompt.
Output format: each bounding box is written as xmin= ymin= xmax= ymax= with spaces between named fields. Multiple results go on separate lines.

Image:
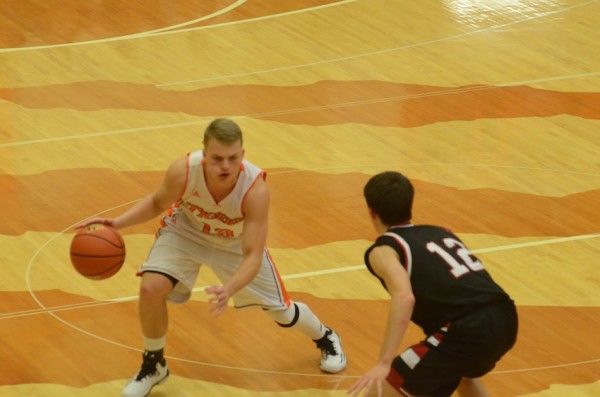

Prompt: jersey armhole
xmin=381 ymin=233 xmax=412 ymax=277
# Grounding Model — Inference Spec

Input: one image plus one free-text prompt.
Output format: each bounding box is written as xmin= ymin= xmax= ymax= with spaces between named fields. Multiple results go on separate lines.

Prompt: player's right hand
xmin=74 ymin=217 xmax=116 ymax=230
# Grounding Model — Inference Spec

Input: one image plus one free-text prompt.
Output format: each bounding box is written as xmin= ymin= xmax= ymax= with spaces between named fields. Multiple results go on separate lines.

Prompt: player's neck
xmin=387 ymin=222 xmax=413 ymax=231
xmin=205 ymin=171 xmax=240 ymax=204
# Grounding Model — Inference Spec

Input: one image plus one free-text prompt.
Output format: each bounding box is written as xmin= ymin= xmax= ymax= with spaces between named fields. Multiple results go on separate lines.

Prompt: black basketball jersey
xmin=365 ymin=224 xmax=511 ymax=334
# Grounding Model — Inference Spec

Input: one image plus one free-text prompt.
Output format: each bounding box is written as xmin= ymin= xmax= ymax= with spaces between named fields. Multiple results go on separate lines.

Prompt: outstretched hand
xmin=205 ymin=285 xmax=232 ymax=317
xmin=348 ymin=362 xmax=391 ymax=397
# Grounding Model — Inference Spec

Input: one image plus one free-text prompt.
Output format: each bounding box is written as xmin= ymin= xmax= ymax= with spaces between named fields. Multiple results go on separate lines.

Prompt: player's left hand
xmin=347 ymin=362 xmax=390 ymax=397
xmin=206 ymin=285 xmax=231 ymax=317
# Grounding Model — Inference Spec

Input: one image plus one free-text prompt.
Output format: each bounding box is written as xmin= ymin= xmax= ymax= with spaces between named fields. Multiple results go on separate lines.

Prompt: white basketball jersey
xmin=162 ymin=150 xmax=265 ymax=247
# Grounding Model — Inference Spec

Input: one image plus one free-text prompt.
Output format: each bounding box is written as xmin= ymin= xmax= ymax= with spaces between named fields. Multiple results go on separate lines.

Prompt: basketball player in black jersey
xmin=349 ymin=171 xmax=518 ymax=397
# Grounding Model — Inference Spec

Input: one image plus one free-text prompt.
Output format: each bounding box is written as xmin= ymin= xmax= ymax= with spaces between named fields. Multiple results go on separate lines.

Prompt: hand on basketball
xmin=206 ymin=285 xmax=231 ymax=317
xmin=75 ymin=217 xmax=116 ymax=230
xmin=348 ymin=362 xmax=390 ymax=397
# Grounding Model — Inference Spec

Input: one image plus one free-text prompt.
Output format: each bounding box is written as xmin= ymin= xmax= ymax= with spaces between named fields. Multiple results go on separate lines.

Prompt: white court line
xmin=0 ymin=0 xmax=356 ymax=53
xmin=2 ymin=69 xmax=600 ymax=150
xmin=0 ymin=1 xmax=596 ymax=148
xmin=493 ymin=358 xmax=600 ymax=374
xmin=10 ymin=230 xmax=600 ymax=376
xmin=124 ymin=1 xmax=247 ymax=37
xmin=156 ymin=0 xmax=357 ymax=36
xmin=0 ymin=119 xmax=207 ymax=148
xmin=3 ymin=0 xmax=598 ymax=377
xmin=5 ymin=232 xmax=598 ymax=321
xmin=6 ymin=218 xmax=598 ymax=377
xmin=156 ymin=1 xmax=599 ymax=86
xmin=271 ymin=163 xmax=600 ymax=177
xmin=472 ymin=234 xmax=600 ymax=253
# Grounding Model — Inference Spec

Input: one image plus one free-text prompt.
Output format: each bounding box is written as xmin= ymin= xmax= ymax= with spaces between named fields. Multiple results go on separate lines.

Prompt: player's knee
xmin=139 ymin=274 xmax=173 ymax=302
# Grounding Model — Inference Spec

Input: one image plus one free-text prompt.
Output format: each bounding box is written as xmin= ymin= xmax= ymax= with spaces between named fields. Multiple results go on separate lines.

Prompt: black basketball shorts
xmin=386 ymin=300 xmax=518 ymax=397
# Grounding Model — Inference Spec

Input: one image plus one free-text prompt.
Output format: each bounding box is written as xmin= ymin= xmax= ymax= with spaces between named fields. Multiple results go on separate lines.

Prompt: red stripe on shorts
xmin=386 ymin=367 xmax=405 ymax=390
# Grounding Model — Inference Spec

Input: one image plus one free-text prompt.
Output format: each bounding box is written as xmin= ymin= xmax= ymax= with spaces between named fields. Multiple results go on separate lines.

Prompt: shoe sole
xmin=320 ymin=358 xmax=347 ymax=374
xmin=150 ymin=371 xmax=170 ymax=394
xmin=136 ymin=370 xmax=170 ymax=397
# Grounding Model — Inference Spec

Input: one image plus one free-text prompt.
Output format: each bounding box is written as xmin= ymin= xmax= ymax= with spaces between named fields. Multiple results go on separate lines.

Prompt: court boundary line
xmin=10 ymin=229 xmax=600 ymax=376
xmin=0 ymin=0 xmax=356 ymax=53
xmin=10 ymin=223 xmax=600 ymax=376
xmin=123 ymin=0 xmax=247 ymax=37
xmin=1 ymin=0 xmax=597 ymax=380
xmin=4 ymin=191 xmax=597 ymax=377
xmin=2 ymin=69 xmax=600 ymax=151
xmin=6 ymin=232 xmax=598 ymax=323
xmin=156 ymin=0 xmax=599 ymax=87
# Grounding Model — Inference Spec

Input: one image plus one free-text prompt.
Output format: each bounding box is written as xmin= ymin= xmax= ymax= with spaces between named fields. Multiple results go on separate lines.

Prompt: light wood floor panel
xmin=1 ymin=1 xmax=598 ymax=396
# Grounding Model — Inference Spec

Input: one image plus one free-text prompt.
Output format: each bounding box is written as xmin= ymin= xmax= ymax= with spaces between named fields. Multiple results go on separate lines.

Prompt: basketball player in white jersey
xmin=78 ymin=118 xmax=346 ymax=397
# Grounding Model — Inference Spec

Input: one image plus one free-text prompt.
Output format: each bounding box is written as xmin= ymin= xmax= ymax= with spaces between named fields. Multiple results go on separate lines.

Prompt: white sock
xmin=266 ymin=301 xmax=327 ymax=340
xmin=143 ymin=336 xmax=166 ymax=352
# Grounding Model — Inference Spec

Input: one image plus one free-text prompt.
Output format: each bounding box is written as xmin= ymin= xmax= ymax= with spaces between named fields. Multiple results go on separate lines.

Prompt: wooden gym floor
xmin=0 ymin=1 xmax=598 ymax=396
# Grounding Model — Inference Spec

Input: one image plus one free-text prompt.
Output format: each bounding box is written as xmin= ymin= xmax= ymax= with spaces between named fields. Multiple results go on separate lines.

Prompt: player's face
xmin=203 ymin=139 xmax=244 ymax=184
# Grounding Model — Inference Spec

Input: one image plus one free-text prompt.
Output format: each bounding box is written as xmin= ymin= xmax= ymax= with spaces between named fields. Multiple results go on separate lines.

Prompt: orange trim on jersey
xmin=158 ymin=153 xmax=189 ymax=230
xmin=266 ymin=249 xmax=291 ymax=307
xmin=182 ymin=152 xmax=192 ymax=199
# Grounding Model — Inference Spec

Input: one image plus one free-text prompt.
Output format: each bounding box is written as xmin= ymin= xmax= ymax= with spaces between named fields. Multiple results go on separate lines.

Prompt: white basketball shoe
xmin=122 ymin=351 xmax=169 ymax=397
xmin=315 ymin=328 xmax=347 ymax=373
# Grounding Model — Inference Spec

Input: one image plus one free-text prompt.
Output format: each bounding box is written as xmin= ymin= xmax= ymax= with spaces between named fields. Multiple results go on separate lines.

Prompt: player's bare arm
xmin=207 ymin=176 xmax=269 ymax=316
xmin=348 ymin=246 xmax=414 ymax=397
xmin=370 ymin=246 xmax=415 ymax=364
xmin=229 ymin=176 xmax=269 ymax=293
xmin=113 ymin=156 xmax=187 ymax=229
xmin=76 ymin=156 xmax=187 ymax=230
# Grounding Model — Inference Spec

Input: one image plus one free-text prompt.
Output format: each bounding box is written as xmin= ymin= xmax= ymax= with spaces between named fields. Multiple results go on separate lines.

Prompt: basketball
xmin=70 ymin=224 xmax=126 ymax=280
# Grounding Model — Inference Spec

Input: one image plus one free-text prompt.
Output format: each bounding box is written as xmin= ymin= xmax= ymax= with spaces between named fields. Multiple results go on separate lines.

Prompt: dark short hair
xmin=203 ymin=118 xmax=243 ymax=146
xmin=364 ymin=171 xmax=414 ymax=225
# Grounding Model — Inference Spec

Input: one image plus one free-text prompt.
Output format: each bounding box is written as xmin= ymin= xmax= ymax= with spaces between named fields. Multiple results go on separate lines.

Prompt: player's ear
xmin=368 ymin=207 xmax=377 ymax=220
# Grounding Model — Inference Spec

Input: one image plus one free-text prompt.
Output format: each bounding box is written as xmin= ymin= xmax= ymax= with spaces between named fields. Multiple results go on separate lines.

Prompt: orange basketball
xmin=70 ymin=224 xmax=126 ymax=280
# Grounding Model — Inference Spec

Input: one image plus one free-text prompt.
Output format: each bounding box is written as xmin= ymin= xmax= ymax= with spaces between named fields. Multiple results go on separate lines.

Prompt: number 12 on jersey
xmin=426 ymin=238 xmax=484 ymax=278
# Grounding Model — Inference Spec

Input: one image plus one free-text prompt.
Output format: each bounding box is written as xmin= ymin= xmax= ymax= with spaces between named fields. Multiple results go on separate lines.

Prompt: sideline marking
xmin=5 ymin=232 xmax=597 ymax=321
xmin=0 ymin=0 xmax=356 ymax=53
